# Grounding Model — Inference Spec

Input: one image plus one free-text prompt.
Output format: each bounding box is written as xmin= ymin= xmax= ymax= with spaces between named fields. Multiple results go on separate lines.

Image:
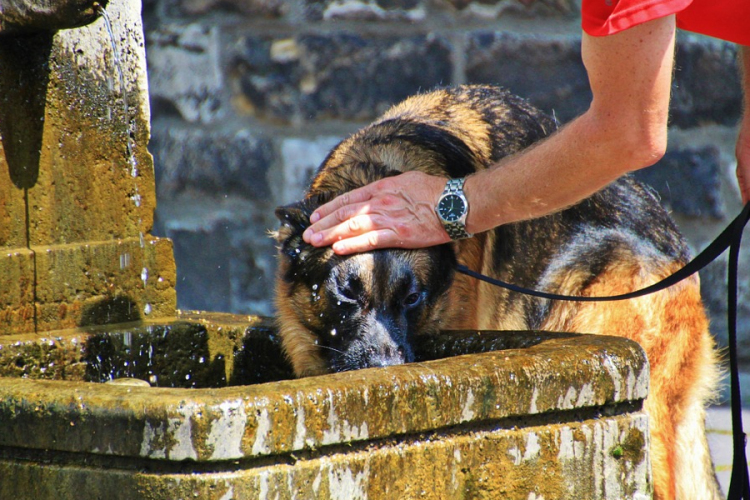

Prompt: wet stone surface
xmin=0 ymin=317 xmax=295 ymax=387
xmin=83 ymin=323 xmax=230 ymax=388
xmin=0 ymin=320 xmax=582 ymax=389
xmin=0 ymin=320 xmax=651 ymax=499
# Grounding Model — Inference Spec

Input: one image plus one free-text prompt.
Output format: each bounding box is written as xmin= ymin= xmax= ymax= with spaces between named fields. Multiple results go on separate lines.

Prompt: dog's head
xmin=274 ymin=196 xmax=457 ymax=377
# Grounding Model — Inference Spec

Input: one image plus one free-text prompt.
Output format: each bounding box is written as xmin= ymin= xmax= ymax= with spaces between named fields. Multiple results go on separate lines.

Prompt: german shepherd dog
xmin=273 ymin=85 xmax=720 ymax=500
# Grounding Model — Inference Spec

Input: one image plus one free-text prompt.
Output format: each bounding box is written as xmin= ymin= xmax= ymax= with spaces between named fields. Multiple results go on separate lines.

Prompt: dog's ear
xmin=274 ymin=192 xmax=337 ymax=236
xmin=273 ymin=201 xmax=315 ymax=265
xmin=275 ymin=201 xmax=313 ymax=238
xmin=273 ymin=197 xmax=336 ymax=283
xmin=273 ymin=194 xmax=336 ymax=264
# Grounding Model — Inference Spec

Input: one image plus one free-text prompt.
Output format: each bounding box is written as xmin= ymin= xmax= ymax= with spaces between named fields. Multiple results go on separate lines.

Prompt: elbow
xmin=607 ymin=115 xmax=668 ymax=173
xmin=585 ymin=103 xmax=669 ymax=173
xmin=628 ymin=126 xmax=667 ymax=171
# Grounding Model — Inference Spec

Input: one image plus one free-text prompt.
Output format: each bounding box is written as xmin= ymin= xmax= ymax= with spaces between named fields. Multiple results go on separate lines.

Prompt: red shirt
xmin=582 ymin=0 xmax=750 ymax=46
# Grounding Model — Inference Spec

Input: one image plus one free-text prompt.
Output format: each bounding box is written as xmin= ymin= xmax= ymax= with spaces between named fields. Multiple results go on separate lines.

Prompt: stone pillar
xmin=0 ymin=0 xmax=176 ymax=334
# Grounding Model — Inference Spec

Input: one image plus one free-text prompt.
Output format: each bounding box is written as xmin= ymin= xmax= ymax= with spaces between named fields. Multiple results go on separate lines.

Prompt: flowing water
xmin=97 ymin=5 xmax=152 ymax=317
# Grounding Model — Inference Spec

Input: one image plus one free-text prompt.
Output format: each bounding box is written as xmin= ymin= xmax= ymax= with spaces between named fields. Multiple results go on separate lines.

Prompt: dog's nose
xmin=366 ymin=344 xmax=407 ymax=367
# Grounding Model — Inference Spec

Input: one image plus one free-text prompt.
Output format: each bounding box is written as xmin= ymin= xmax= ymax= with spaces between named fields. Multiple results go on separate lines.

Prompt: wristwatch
xmin=435 ymin=177 xmax=472 ymax=240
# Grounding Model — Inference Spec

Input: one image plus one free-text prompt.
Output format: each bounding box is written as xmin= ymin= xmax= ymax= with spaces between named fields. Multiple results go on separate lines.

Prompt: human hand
xmin=302 ymin=171 xmax=451 ymax=254
xmin=737 ymin=116 xmax=750 ymax=204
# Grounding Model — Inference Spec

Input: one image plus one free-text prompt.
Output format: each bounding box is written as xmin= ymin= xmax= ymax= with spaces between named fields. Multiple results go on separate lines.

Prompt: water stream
xmin=96 ymin=4 xmax=152 ymax=317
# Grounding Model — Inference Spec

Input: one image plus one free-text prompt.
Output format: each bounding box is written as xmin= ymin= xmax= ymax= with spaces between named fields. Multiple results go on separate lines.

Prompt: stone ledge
xmin=0 ymin=237 xmax=177 ymax=335
xmin=0 ymin=331 xmax=648 ymax=461
xmin=0 ymin=324 xmax=651 ymax=499
xmin=0 ymin=412 xmax=650 ymax=499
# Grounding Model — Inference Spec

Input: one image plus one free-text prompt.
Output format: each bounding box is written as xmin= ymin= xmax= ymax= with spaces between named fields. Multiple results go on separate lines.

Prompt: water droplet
xmin=330 ymin=328 xmax=337 ymax=336
xmin=144 ymin=303 xmax=152 ymax=315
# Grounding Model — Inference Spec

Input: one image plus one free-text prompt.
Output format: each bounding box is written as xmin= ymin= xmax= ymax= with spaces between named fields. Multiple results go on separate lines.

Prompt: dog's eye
xmin=337 ymin=279 xmax=361 ymax=303
xmin=403 ymin=292 xmax=422 ymax=308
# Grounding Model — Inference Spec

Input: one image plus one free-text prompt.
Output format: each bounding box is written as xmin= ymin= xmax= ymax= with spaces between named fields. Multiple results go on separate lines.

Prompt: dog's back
xmin=275 ymin=85 xmax=720 ymax=499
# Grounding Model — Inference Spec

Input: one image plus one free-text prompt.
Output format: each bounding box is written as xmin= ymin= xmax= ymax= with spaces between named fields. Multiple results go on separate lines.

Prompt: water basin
xmin=0 ymin=312 xmax=652 ymax=499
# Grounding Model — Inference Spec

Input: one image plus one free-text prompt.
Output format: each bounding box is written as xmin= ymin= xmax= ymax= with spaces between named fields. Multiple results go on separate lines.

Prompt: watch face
xmin=438 ymin=194 xmax=466 ymax=222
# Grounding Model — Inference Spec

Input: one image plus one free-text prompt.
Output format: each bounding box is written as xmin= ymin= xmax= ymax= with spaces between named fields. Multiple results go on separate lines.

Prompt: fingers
xmin=304 ymin=209 xmax=380 ymax=248
xmin=310 ymin=186 xmax=374 ymax=224
xmin=301 ymin=171 xmax=450 ymax=253
xmin=735 ymin=117 xmax=750 ymax=203
xmin=331 ymin=230 xmax=399 ymax=255
xmin=738 ymin=164 xmax=750 ymax=204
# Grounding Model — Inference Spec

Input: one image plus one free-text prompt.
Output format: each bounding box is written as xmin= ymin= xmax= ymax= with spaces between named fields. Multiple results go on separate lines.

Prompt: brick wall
xmin=141 ymin=0 xmax=749 ymax=362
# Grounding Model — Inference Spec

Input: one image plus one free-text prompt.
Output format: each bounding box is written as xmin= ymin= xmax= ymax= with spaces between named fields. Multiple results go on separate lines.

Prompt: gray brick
xmin=671 ymin=37 xmax=742 ymax=128
xmin=632 ymin=146 xmax=725 ymax=220
xmin=146 ymin=24 xmax=224 ymax=123
xmin=177 ymin=0 xmax=287 ymax=17
xmin=466 ymin=32 xmax=590 ymax=123
xmin=229 ymin=228 xmax=277 ymax=316
xmin=699 ymin=250 xmax=750 ymax=361
xmin=230 ymin=33 xmax=453 ymax=123
xmin=150 ymin=126 xmax=275 ymax=199
xmin=169 ymin=224 xmax=233 ymax=313
xmin=271 ymin=136 xmax=344 ymax=205
xmin=305 ymin=0 xmax=426 ymax=21
xmin=440 ymin=0 xmax=578 ymax=19
xmin=154 ymin=195 xmax=278 ymax=316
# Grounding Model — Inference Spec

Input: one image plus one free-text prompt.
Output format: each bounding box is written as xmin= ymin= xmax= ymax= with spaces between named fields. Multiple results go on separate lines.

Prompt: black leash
xmin=456 ymin=202 xmax=750 ymax=499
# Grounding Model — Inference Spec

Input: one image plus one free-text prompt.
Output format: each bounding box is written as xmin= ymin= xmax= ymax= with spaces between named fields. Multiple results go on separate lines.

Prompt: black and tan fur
xmin=273 ymin=85 xmax=720 ymax=500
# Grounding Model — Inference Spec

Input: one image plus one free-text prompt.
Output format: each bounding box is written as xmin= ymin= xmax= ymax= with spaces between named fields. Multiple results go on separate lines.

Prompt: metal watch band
xmin=440 ymin=177 xmax=472 ymax=240
xmin=444 ymin=177 xmax=465 ymax=194
xmin=444 ymin=220 xmax=472 ymax=240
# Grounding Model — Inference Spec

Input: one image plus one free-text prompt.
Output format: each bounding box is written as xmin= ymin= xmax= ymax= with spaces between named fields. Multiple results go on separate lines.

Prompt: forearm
xmin=464 ymin=109 xmax=661 ymax=232
xmin=465 ymin=19 xmax=676 ymax=231
xmin=736 ymin=46 xmax=750 ymax=203
xmin=303 ymin=16 xmax=676 ymax=254
xmin=742 ymin=46 xmax=750 ymax=113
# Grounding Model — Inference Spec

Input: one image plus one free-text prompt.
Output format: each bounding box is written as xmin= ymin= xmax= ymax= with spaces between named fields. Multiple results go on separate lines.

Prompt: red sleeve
xmin=582 ymin=0 xmax=692 ymax=37
xmin=677 ymin=0 xmax=750 ymax=45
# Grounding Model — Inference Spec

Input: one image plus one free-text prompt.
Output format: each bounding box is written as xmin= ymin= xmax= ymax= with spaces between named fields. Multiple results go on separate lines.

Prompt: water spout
xmin=0 ymin=0 xmax=107 ymax=34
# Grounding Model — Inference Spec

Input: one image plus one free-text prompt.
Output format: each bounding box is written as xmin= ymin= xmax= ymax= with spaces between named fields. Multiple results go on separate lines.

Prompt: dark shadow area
xmin=9 ymin=324 xmax=578 ymax=388
xmin=0 ymin=31 xmax=53 ymax=190
xmin=229 ymin=325 xmax=294 ymax=385
xmin=79 ymin=295 xmax=141 ymax=327
xmin=414 ymin=330 xmax=579 ymax=362
xmin=82 ymin=322 xmax=227 ymax=388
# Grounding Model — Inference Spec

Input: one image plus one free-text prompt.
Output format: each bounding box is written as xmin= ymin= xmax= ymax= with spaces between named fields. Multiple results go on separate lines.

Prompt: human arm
xmin=737 ymin=46 xmax=750 ymax=204
xmin=303 ymin=16 xmax=677 ymax=254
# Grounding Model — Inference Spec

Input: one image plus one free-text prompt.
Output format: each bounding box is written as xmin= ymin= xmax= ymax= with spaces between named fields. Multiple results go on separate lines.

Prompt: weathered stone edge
xmin=0 ymin=333 xmax=648 ymax=462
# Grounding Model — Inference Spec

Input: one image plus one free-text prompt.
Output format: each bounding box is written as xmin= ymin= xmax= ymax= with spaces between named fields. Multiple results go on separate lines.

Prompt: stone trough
xmin=0 ymin=314 xmax=651 ymax=499
xmin=0 ymin=0 xmax=652 ymax=498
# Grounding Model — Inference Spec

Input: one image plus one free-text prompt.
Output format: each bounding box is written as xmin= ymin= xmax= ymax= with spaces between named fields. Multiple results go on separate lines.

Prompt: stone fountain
xmin=0 ymin=0 xmax=652 ymax=498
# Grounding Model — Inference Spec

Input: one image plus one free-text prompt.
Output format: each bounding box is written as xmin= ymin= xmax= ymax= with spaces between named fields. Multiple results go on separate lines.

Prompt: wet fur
xmin=273 ymin=85 xmax=720 ymax=500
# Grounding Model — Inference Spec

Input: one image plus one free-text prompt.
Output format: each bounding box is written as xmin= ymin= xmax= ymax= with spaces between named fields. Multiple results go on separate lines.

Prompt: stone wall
xmin=141 ymin=1 xmax=749 ymax=362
